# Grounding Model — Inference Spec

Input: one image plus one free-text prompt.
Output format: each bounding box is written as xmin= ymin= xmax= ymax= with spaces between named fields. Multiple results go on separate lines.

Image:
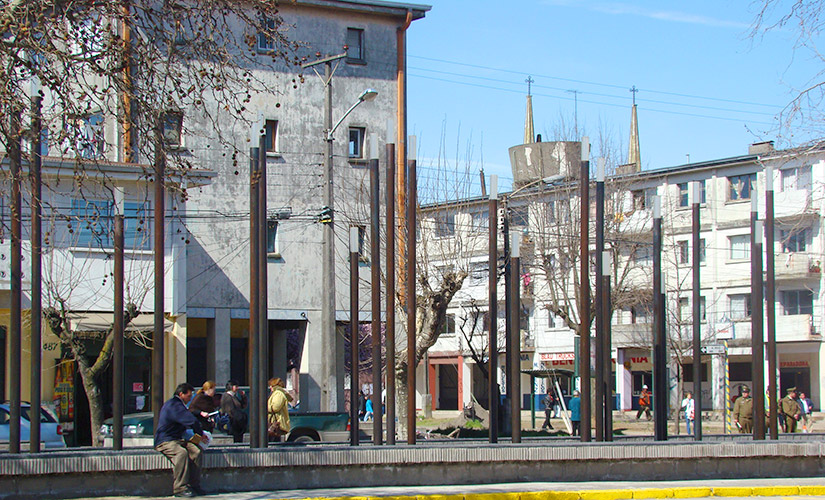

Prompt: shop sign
xmin=780 ymin=360 xmax=809 ymax=368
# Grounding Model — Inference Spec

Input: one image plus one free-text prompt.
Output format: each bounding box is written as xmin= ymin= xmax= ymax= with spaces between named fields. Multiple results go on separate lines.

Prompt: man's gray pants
xmin=155 ymin=439 xmax=202 ymax=494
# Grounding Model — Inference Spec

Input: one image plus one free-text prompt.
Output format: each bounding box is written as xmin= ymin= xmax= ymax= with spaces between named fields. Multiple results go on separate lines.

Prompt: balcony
xmin=776 ymin=314 xmax=820 ymax=342
xmin=774 ymin=253 xmax=820 ymax=281
xmin=613 ymin=323 xmax=653 ymax=347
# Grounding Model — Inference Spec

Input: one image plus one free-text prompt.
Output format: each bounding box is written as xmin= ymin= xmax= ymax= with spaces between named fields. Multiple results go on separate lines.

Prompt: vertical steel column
xmin=751 ymin=195 xmax=765 ymax=440
xmin=29 ymin=96 xmax=43 ymax=453
xmin=322 ymin=60 xmax=338 ymax=412
xmin=152 ymin=123 xmax=166 ymax=430
xmin=349 ymin=227 xmax=360 ymax=446
xmin=510 ymin=233 xmax=521 ymax=443
xmin=578 ymin=137 xmax=591 ymax=442
xmin=488 ymin=175 xmax=499 ymax=443
xmin=602 ymin=251 xmax=613 ymax=441
xmin=258 ymin=141 xmax=268 ymax=448
xmin=406 ymin=137 xmax=417 ymax=445
xmin=113 ymin=189 xmax=125 ymax=450
xmin=594 ymin=159 xmax=605 ymax=441
xmin=369 ymin=138 xmax=383 ymax=445
xmin=652 ymin=196 xmax=667 ymax=441
xmin=385 ymin=130 xmax=397 ymax=445
xmin=9 ymin=109 xmax=22 ymax=454
xmin=249 ymin=147 xmax=260 ymax=448
xmin=691 ymin=182 xmax=703 ymax=441
xmin=765 ymin=167 xmax=778 ymax=440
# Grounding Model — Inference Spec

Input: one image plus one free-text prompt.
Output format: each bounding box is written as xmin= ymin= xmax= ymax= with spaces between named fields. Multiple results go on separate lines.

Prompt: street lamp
xmin=327 ymin=88 xmax=378 ymax=140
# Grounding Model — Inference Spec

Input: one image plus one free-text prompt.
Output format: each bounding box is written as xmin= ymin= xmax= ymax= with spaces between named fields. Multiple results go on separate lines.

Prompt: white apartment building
xmin=419 ymin=141 xmax=825 ymax=416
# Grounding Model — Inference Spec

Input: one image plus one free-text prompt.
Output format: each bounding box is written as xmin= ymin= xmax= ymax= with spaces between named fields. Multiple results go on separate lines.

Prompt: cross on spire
xmin=525 ymin=76 xmax=534 ymax=96
xmin=630 ymin=85 xmax=639 ymax=105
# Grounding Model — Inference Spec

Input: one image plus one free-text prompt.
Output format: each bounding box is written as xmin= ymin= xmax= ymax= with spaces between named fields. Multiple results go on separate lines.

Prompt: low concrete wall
xmin=1 ymin=440 xmax=824 ymax=499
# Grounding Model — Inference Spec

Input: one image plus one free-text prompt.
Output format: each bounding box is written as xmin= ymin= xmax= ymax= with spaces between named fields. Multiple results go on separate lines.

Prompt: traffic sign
xmin=700 ymin=345 xmax=726 ymax=355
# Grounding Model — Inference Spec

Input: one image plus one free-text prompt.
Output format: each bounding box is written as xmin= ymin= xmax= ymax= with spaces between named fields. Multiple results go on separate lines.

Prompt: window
xmin=65 ymin=114 xmax=104 ymax=159
xmin=728 ymin=173 xmax=756 ymax=201
xmin=632 ymin=190 xmax=646 ymax=210
xmin=682 ymin=363 xmax=709 ymax=383
xmin=124 ymin=202 xmax=150 ymax=250
xmin=729 ymin=293 xmax=752 ymax=321
xmin=470 ymin=309 xmax=490 ymax=332
xmin=346 ymin=28 xmax=364 ymax=63
xmin=781 ymin=166 xmax=812 ymax=192
xmin=257 ymin=16 xmax=277 ymax=52
xmin=435 ymin=212 xmax=455 ymax=237
xmin=678 ymin=181 xmax=706 ymax=207
xmin=678 ymin=241 xmax=689 ymax=265
xmin=266 ymin=219 xmax=279 ymax=255
xmin=781 ymin=229 xmax=807 ymax=253
xmin=348 ymin=127 xmax=365 ymax=158
xmin=510 ymin=206 xmax=529 ymax=226
xmin=631 ymin=304 xmax=651 ymax=324
xmin=71 ymin=198 xmax=112 ymax=247
xmin=469 ymin=261 xmax=488 ymax=286
xmin=470 ymin=209 xmax=489 ymax=231
xmin=782 ymin=290 xmax=813 ymax=315
xmin=440 ymin=313 xmax=456 ymax=335
xmin=679 ymin=297 xmax=706 ymax=322
xmin=162 ymin=111 xmax=183 ymax=148
xmin=633 ymin=245 xmax=652 ymax=263
xmin=699 ymin=238 xmax=706 ymax=263
xmin=264 ymin=120 xmax=279 ymax=153
xmin=357 ymin=225 xmax=367 ymax=262
xmin=729 ymin=234 xmax=750 ymax=260
xmin=70 ymin=16 xmax=104 ymax=58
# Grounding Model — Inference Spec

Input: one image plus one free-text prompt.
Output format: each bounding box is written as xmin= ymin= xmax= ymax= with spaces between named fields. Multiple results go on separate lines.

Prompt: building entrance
xmin=780 ymin=366 xmax=810 ymax=394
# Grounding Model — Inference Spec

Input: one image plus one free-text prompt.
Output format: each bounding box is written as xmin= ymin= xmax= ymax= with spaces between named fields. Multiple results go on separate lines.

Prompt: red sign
xmin=133 ymin=382 xmax=144 ymax=392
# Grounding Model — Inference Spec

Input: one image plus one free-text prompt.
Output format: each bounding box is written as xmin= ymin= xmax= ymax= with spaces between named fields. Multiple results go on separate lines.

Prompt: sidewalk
xmin=95 ymin=477 xmax=825 ymax=500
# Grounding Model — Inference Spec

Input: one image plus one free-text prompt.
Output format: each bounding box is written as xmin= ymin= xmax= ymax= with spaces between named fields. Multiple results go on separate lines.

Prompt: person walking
xmin=220 ymin=380 xmax=248 ymax=443
xmin=799 ymin=391 xmax=814 ymax=432
xmin=267 ymin=378 xmax=293 ymax=442
xmin=636 ymin=385 xmax=652 ymax=421
xmin=569 ymin=390 xmax=581 ymax=436
xmin=780 ymin=387 xmax=802 ymax=433
xmin=733 ymin=385 xmax=753 ymax=433
xmin=155 ymin=383 xmax=209 ymax=498
xmin=541 ymin=389 xmax=555 ymax=431
xmin=681 ymin=391 xmax=695 ymax=435
xmin=189 ymin=381 xmax=218 ymax=432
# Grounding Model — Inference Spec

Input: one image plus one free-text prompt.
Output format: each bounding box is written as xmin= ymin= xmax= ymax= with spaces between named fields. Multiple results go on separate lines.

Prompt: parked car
xmin=0 ymin=402 xmax=67 ymax=449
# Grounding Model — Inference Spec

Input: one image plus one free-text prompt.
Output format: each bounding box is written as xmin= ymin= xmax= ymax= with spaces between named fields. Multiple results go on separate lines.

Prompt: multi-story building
xmin=419 ymin=140 xmax=825 ymax=416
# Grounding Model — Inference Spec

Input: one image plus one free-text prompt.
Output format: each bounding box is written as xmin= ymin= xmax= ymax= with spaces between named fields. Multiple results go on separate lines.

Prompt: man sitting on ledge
xmin=155 ymin=383 xmax=209 ymax=498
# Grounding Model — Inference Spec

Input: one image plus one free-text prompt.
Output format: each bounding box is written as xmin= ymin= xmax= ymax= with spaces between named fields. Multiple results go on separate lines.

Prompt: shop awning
xmin=522 ymin=368 xmax=575 ymax=376
xmin=68 ymin=312 xmax=173 ymax=334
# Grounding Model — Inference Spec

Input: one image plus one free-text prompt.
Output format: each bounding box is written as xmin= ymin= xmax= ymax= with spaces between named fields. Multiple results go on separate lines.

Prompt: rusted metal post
xmin=249 ymin=147 xmax=260 ymax=448
xmin=385 ymin=130 xmax=397 ymax=445
xmin=258 ymin=140 xmax=269 ymax=448
xmin=751 ymin=195 xmax=765 ymax=440
xmin=9 ymin=109 xmax=22 ymax=454
xmin=406 ymin=136 xmax=417 ymax=445
xmin=369 ymin=137 xmax=383 ymax=445
xmin=488 ymin=175 xmax=499 ymax=443
xmin=113 ymin=188 xmax=125 ymax=450
xmin=653 ymin=196 xmax=667 ymax=441
xmin=349 ymin=227 xmax=360 ymax=446
xmin=578 ymin=137 xmax=591 ymax=442
xmin=152 ymin=122 xmax=166 ymax=431
xmin=29 ymin=96 xmax=43 ymax=453
xmin=602 ymin=251 xmax=613 ymax=441
xmin=765 ymin=167 xmax=778 ymax=440
xmin=509 ymin=232 xmax=521 ymax=443
xmin=594 ymin=158 xmax=605 ymax=442
xmin=691 ymin=181 xmax=703 ymax=441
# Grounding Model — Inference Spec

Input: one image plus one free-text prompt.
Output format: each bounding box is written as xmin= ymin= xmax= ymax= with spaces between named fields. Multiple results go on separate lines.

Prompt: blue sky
xmin=407 ymin=1 xmax=816 ymax=193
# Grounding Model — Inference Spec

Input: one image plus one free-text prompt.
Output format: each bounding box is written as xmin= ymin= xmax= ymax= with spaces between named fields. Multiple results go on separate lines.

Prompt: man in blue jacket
xmin=155 ymin=383 xmax=209 ymax=497
xmin=569 ymin=390 xmax=581 ymax=436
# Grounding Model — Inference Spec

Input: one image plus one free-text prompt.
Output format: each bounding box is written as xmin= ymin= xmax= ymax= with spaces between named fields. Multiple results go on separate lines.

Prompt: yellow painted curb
xmin=712 ymin=487 xmax=753 ymax=497
xmin=751 ymin=486 xmax=799 ymax=496
xmin=671 ymin=487 xmax=713 ymax=498
xmin=800 ymin=486 xmax=825 ymax=495
xmin=371 ymin=496 xmax=418 ymax=500
xmin=465 ymin=493 xmax=519 ymax=500
xmin=634 ymin=488 xmax=673 ymax=498
xmin=417 ymin=495 xmax=465 ymax=500
xmin=520 ymin=491 xmax=580 ymax=500
xmin=579 ymin=489 xmax=633 ymax=500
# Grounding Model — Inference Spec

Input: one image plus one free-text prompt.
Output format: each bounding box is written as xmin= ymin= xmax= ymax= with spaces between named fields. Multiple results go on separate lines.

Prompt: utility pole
xmin=594 ymin=158 xmax=605 ymax=442
xmin=113 ymin=188 xmax=125 ymax=451
xmin=509 ymin=233 xmax=521 ymax=443
xmin=369 ymin=138 xmax=382 ymax=445
xmin=152 ymin=120 xmax=166 ymax=430
xmin=349 ymin=226 xmax=360 ymax=447
xmin=385 ymin=126 xmax=397 ymax=445
xmin=9 ymin=108 xmax=22 ymax=454
xmin=601 ymin=250 xmax=612 ymax=441
xmin=652 ymin=195 xmax=667 ymax=441
xmin=406 ymin=136 xmax=417 ymax=445
xmin=29 ymin=95 xmax=43 ymax=453
xmin=691 ymin=181 xmax=703 ymax=441
xmin=257 ymin=140 xmax=269 ymax=448
xmin=488 ymin=175 xmax=499 ymax=443
xmin=765 ymin=167 xmax=778 ymax=440
xmin=751 ymin=195 xmax=765 ymax=440
xmin=249 ymin=146 xmax=260 ymax=448
xmin=578 ymin=137 xmax=591 ymax=442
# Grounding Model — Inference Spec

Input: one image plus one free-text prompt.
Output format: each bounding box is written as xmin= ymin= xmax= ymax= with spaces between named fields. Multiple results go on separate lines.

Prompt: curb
xmin=285 ymin=486 xmax=825 ymax=500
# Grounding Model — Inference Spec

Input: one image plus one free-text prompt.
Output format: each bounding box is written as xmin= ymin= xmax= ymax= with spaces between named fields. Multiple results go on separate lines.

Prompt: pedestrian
xmin=680 ymin=391 xmax=695 ymax=435
xmin=189 ymin=380 xmax=218 ymax=432
xmin=541 ymin=388 xmax=555 ymax=431
xmin=267 ymin=377 xmax=292 ymax=442
xmin=358 ymin=390 xmax=367 ymax=421
xmin=569 ymin=390 xmax=581 ymax=436
xmin=220 ymin=380 xmax=248 ymax=443
xmin=154 ymin=383 xmax=208 ymax=498
xmin=780 ymin=387 xmax=802 ymax=433
xmin=636 ymin=385 xmax=652 ymax=421
xmin=799 ymin=391 xmax=815 ymax=432
xmin=364 ymin=396 xmax=374 ymax=421
xmin=732 ymin=385 xmax=753 ymax=433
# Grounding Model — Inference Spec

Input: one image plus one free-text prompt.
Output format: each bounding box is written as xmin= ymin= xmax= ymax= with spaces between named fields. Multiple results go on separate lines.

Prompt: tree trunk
xmin=395 ymin=367 xmax=409 ymax=440
xmin=77 ymin=363 xmax=105 ymax=447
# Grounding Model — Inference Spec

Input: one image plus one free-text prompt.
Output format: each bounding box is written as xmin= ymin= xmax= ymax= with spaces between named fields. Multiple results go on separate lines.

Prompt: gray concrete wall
xmin=2 ymin=441 xmax=824 ymax=499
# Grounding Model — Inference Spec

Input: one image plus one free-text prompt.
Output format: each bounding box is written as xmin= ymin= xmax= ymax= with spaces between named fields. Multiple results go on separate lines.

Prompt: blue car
xmin=0 ymin=403 xmax=67 ymax=449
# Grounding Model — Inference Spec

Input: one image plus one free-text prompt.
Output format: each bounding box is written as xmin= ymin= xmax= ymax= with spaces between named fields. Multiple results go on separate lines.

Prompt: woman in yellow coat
xmin=267 ymin=377 xmax=293 ymax=441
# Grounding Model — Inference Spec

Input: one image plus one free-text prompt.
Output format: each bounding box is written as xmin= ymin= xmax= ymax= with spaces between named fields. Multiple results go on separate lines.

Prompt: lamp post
xmin=304 ymin=50 xmax=378 ymax=412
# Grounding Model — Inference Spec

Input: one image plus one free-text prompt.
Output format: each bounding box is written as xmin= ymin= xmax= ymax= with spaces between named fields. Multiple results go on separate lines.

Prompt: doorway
xmin=780 ymin=367 xmax=810 ymax=394
xmin=438 ymin=364 xmax=459 ymax=410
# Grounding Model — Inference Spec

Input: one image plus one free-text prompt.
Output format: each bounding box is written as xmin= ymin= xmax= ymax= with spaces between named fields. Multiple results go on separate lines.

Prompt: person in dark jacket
xmin=155 ymin=383 xmax=208 ymax=498
xmin=541 ymin=389 xmax=555 ymax=431
xmin=220 ymin=380 xmax=248 ymax=443
xmin=569 ymin=390 xmax=581 ymax=436
xmin=189 ymin=380 xmax=218 ymax=432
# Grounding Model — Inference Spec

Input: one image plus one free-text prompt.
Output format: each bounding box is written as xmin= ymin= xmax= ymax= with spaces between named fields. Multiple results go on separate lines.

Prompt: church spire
xmin=627 ymin=85 xmax=641 ymax=172
xmin=524 ymin=76 xmax=535 ymax=144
